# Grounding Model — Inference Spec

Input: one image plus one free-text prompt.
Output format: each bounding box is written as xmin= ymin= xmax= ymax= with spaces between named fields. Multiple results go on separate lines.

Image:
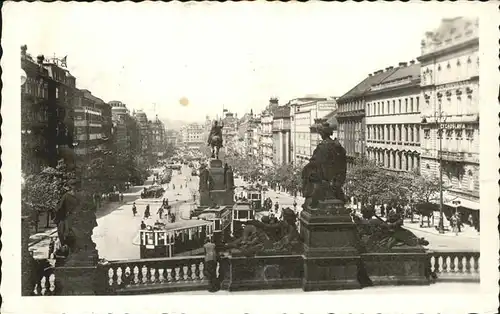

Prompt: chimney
xmin=409 ymin=60 xmax=416 ymax=65
xmin=368 ymin=73 xmax=372 ymax=77
xmin=374 ymin=70 xmax=383 ymax=75
xmin=385 ymin=66 xmax=394 ymax=71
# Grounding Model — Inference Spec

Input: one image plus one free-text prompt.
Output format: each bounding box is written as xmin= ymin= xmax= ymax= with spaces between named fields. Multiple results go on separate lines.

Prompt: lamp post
xmin=435 ymin=109 xmax=448 ymax=234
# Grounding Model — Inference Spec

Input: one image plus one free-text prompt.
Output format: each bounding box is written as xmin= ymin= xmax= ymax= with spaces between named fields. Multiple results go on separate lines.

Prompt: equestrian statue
xmin=207 ymin=121 xmax=224 ymax=160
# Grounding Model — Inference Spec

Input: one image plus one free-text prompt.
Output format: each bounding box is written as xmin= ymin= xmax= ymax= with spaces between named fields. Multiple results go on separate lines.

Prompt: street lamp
xmin=435 ymin=109 xmax=448 ymax=234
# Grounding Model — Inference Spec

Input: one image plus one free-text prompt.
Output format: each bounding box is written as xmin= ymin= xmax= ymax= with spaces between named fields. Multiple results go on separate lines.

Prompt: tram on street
xmin=231 ymin=201 xmax=255 ymax=238
xmin=197 ymin=205 xmax=232 ymax=245
xmin=139 ymin=220 xmax=214 ymax=258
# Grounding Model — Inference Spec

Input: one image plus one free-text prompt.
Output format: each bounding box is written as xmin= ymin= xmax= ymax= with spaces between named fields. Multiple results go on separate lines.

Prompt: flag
xmin=60 ymin=56 xmax=67 ymax=68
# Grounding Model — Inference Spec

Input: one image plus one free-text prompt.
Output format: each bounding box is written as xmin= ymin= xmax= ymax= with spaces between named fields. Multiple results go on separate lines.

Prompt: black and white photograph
xmin=1 ymin=2 xmax=498 ymax=314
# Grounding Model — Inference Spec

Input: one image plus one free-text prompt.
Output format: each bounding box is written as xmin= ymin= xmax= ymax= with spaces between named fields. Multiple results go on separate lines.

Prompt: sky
xmin=5 ymin=2 xmax=482 ymax=123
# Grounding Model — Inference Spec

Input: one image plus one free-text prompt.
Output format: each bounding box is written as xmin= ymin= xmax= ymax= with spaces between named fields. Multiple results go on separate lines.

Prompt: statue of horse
xmin=209 ymin=134 xmax=222 ymax=159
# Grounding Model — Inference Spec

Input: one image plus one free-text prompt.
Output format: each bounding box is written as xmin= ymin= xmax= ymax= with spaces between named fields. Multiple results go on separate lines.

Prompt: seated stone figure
xmin=352 ymin=207 xmax=429 ymax=253
xmin=225 ymin=208 xmax=302 ymax=256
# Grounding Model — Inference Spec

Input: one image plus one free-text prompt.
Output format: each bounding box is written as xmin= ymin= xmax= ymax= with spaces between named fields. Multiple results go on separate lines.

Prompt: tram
xmin=139 ymin=220 xmax=214 ymax=258
xmin=197 ymin=205 xmax=232 ymax=245
xmin=231 ymin=201 xmax=255 ymax=238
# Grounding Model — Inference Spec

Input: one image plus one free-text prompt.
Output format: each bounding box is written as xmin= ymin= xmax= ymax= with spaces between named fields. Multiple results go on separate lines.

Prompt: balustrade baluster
xmin=184 ymin=265 xmax=190 ymax=282
xmin=473 ymin=256 xmax=479 ymax=274
xmin=175 ymin=267 xmax=181 ymax=282
xmin=449 ymin=255 xmax=456 ymax=274
xmin=48 ymin=274 xmax=56 ymax=294
xmin=191 ymin=264 xmax=198 ymax=281
xmin=150 ymin=267 xmax=157 ymax=284
xmin=158 ymin=268 xmax=165 ymax=283
xmin=199 ymin=262 xmax=205 ymax=280
xmin=442 ymin=255 xmax=450 ymax=273
xmin=166 ymin=268 xmax=173 ymax=282
xmin=123 ymin=266 xmax=132 ymax=286
xmin=40 ymin=276 xmax=47 ymax=295
xmin=133 ymin=266 xmax=140 ymax=285
xmin=141 ymin=265 xmax=148 ymax=284
xmin=456 ymin=255 xmax=464 ymax=274
xmin=464 ymin=255 xmax=472 ymax=274
xmin=108 ymin=267 xmax=115 ymax=286
xmin=116 ymin=267 xmax=123 ymax=286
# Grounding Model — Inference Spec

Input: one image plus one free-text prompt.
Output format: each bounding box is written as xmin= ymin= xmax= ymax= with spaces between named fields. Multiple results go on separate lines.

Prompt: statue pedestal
xmin=206 ymin=159 xmax=234 ymax=206
xmin=300 ymin=199 xmax=361 ymax=291
xmin=55 ymin=206 xmax=101 ymax=295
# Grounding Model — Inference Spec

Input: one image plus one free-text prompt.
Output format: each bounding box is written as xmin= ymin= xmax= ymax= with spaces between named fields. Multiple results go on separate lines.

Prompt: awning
xmin=444 ymin=196 xmax=480 ymax=211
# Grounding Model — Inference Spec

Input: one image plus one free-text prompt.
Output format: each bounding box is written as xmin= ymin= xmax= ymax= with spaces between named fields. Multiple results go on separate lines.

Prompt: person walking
xmin=144 ymin=204 xmax=151 ymax=219
xmin=157 ymin=206 xmax=164 ymax=220
xmin=203 ymin=237 xmax=219 ymax=292
xmin=132 ymin=202 xmax=137 ymax=216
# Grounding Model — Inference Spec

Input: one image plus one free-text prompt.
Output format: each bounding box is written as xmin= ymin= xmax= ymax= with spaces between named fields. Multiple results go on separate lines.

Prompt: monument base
xmin=209 ymin=190 xmax=234 ymax=206
xmin=361 ymin=249 xmax=430 ymax=286
xmin=56 ymin=265 xmax=99 ymax=295
xmin=300 ymin=199 xmax=362 ymax=291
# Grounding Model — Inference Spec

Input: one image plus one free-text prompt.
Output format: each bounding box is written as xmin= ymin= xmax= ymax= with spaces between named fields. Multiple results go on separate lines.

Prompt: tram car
xmin=197 ymin=206 xmax=232 ymax=245
xmin=246 ymin=187 xmax=262 ymax=210
xmin=231 ymin=202 xmax=255 ymax=238
xmin=139 ymin=220 xmax=214 ymax=258
xmin=141 ymin=185 xmax=165 ymax=199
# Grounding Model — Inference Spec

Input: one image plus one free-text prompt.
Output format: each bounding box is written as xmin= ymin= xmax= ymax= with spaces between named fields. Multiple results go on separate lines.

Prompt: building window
xmin=398 ymin=99 xmax=402 ymax=114
xmin=410 ymin=98 xmax=414 ymax=112
xmin=405 ymin=98 xmax=408 ymax=113
xmin=416 ymin=97 xmax=420 ymax=112
xmin=392 ymin=100 xmax=396 ymax=114
xmin=56 ymin=88 xmax=59 ymax=99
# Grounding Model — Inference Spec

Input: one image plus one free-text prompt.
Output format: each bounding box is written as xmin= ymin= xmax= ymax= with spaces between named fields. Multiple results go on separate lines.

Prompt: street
xmin=92 ymin=165 xmax=199 ymax=260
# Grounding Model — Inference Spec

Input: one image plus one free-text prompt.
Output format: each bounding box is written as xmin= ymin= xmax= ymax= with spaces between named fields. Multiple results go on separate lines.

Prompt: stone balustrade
xmin=96 ymin=256 xmax=208 ymax=295
xmin=429 ymin=251 xmax=480 ymax=282
xmin=28 ymin=250 xmax=480 ymax=295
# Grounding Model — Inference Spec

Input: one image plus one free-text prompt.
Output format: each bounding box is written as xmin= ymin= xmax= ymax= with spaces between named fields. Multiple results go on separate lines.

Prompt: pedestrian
xmin=274 ymin=202 xmax=279 ymax=214
xmin=132 ymin=203 xmax=137 ymax=216
xmin=120 ymin=193 xmax=124 ymax=203
xmin=157 ymin=206 xmax=164 ymax=220
xmin=145 ymin=204 xmax=151 ymax=219
xmin=203 ymin=237 xmax=219 ymax=292
xmin=140 ymin=221 xmax=146 ymax=230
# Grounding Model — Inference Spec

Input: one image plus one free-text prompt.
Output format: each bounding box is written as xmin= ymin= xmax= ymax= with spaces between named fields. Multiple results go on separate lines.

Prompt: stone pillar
xmin=300 ymin=199 xmax=361 ymax=291
xmin=56 ymin=200 xmax=100 ymax=295
xmin=402 ymin=152 xmax=407 ymax=171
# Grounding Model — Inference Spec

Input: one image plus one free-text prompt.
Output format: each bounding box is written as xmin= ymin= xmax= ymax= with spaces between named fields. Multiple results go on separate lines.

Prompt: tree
xmin=409 ymin=172 xmax=446 ymax=204
xmin=164 ymin=142 xmax=177 ymax=159
xmin=22 ymin=163 xmax=73 ymax=228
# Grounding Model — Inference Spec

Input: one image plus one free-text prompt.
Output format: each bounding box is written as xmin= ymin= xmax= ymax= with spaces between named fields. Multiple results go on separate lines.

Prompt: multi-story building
xmin=73 ymin=89 xmax=106 ymax=157
xmin=289 ymin=96 xmax=336 ymax=164
xmin=337 ymin=68 xmax=398 ymax=168
xmin=417 ymin=17 xmax=479 ymax=213
xmin=364 ymin=61 xmax=422 ymax=172
xmin=21 ymin=46 xmax=59 ymax=174
xmin=221 ymin=111 xmax=238 ymax=147
xmin=184 ymin=123 xmax=204 ymax=150
xmin=261 ymin=98 xmax=279 ymax=169
xmin=150 ymin=116 xmax=166 ymax=157
xmin=245 ymin=114 xmax=262 ymax=157
xmin=165 ymin=129 xmax=178 ymax=146
xmin=134 ymin=110 xmax=152 ymax=162
xmin=272 ymin=105 xmax=292 ymax=166
xmin=310 ymin=109 xmax=339 ymax=154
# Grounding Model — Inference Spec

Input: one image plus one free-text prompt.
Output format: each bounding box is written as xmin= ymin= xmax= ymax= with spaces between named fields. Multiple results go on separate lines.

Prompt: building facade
xmin=73 ymin=89 xmax=106 ymax=157
xmin=337 ymin=68 xmax=397 ymax=168
xmin=184 ymin=123 xmax=204 ymax=150
xmin=134 ymin=110 xmax=153 ymax=162
xmin=417 ymin=17 xmax=480 ymax=212
xmin=150 ymin=116 xmax=166 ymax=157
xmin=272 ymin=105 xmax=292 ymax=166
xmin=365 ymin=61 xmax=422 ymax=172
xmin=260 ymin=98 xmax=279 ymax=169
xmin=290 ymin=96 xmax=337 ymax=164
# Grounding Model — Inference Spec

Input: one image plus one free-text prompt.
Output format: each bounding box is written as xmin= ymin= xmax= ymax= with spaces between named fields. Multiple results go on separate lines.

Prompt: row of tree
xmin=224 ymin=149 xmax=443 ymax=207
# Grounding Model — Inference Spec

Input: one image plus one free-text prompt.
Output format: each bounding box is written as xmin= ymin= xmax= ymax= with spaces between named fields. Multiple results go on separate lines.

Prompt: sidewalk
xmin=403 ymin=219 xmax=480 ymax=239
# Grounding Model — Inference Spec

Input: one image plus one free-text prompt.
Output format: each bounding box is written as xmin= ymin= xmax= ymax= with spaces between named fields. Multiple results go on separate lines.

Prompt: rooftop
xmin=337 ymin=67 xmax=397 ymax=103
